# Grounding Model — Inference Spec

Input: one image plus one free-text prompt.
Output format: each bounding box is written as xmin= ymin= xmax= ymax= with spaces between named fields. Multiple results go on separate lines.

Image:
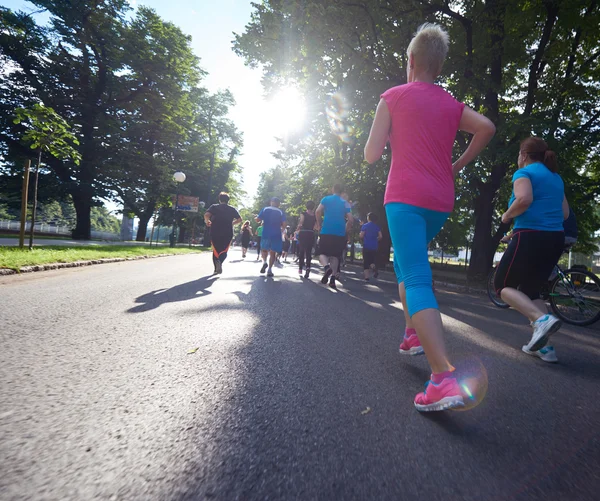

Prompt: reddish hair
xmin=519 ymin=137 xmax=558 ymax=173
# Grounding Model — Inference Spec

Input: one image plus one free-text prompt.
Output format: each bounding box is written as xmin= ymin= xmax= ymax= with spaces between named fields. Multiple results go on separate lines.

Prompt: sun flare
xmin=268 ymin=87 xmax=306 ymax=135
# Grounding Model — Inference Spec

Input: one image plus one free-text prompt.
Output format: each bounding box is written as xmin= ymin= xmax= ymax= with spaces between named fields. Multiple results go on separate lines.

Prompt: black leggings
xmin=494 ymin=229 xmax=564 ymax=300
xmin=256 ymin=237 xmax=261 ymax=256
xmin=298 ymin=230 xmax=315 ymax=270
xmin=211 ymin=234 xmax=232 ymax=265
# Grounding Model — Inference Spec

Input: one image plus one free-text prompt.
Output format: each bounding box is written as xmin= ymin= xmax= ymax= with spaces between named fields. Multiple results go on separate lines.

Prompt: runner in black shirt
xmin=204 ymin=192 xmax=242 ymax=274
xmin=297 ymin=201 xmax=317 ymax=279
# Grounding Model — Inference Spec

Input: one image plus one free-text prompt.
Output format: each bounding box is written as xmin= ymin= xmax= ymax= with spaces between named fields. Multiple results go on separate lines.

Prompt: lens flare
xmin=269 ymin=87 xmax=306 ymax=135
xmin=326 ymin=92 xmax=354 ymax=143
xmin=452 ymin=356 xmax=488 ymax=412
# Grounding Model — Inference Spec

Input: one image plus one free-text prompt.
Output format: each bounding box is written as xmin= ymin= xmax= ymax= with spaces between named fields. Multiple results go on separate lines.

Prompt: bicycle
xmin=487 ymin=251 xmax=600 ymax=327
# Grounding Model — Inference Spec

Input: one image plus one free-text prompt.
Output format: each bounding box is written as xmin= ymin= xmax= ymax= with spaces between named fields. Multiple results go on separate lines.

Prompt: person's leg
xmin=257 ymin=238 xmax=261 ymax=259
xmin=398 ymin=282 xmax=414 ymax=329
xmin=500 ymin=288 xmax=546 ymax=322
xmin=386 ymin=204 xmax=452 ymax=373
xmin=298 ymin=242 xmax=305 ymax=271
xmin=260 ymin=239 xmax=269 ymax=273
xmin=268 ymin=250 xmax=276 ymax=272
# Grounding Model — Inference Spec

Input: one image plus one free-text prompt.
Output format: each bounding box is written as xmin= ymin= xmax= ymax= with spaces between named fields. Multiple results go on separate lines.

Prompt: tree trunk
xmin=136 ymin=215 xmax=151 ymax=242
xmin=468 ymin=164 xmax=509 ymax=279
xmin=71 ymin=191 xmax=92 ymax=240
xmin=178 ymin=223 xmax=186 ymax=244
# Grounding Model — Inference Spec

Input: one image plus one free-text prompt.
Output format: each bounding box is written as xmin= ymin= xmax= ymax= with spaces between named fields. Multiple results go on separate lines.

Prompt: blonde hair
xmin=407 ymin=23 xmax=450 ymax=76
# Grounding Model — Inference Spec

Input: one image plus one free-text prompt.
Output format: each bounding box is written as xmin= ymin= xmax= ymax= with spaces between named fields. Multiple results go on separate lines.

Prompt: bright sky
xmin=4 ymin=0 xmax=293 ymax=208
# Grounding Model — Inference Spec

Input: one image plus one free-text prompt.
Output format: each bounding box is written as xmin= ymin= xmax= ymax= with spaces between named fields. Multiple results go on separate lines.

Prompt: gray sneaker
xmin=527 ymin=314 xmax=561 ymax=352
xmin=522 ymin=345 xmax=558 ymax=363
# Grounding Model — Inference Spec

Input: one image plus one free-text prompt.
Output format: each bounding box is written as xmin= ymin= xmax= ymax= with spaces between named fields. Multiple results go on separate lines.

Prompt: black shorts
xmin=319 ymin=234 xmax=346 ymax=258
xmin=363 ymin=249 xmax=377 ymax=269
xmin=494 ymin=229 xmax=564 ymax=300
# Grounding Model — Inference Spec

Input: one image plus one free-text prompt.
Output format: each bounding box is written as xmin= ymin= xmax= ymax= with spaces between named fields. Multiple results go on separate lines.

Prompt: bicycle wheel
xmin=549 ymin=269 xmax=600 ymax=326
xmin=487 ymin=267 xmax=509 ymax=309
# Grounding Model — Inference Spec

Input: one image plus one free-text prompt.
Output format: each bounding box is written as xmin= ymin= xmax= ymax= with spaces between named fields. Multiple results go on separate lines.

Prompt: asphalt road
xmin=1 ymin=249 xmax=599 ymax=500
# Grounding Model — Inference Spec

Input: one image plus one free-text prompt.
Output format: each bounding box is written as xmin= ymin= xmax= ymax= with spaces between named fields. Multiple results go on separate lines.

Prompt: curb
xmin=0 ymin=253 xmax=200 ymax=276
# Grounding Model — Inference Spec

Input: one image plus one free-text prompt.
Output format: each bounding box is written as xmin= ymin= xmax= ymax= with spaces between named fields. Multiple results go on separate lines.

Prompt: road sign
xmin=172 ymin=195 xmax=200 ymax=212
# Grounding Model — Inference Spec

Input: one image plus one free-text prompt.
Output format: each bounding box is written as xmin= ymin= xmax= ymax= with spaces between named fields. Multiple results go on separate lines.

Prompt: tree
xmin=234 ymin=0 xmax=600 ymax=278
xmin=13 ymin=104 xmax=81 ymax=247
xmin=0 ymin=2 xmax=243 ymax=242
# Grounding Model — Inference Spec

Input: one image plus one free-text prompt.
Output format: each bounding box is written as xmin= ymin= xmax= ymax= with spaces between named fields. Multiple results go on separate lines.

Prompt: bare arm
xmin=359 ymin=231 xmax=365 ymax=240
xmin=345 ymin=213 xmax=354 ymax=235
xmin=502 ymin=178 xmax=533 ymax=223
xmin=204 ymin=211 xmax=212 ymax=227
xmin=364 ymin=99 xmax=391 ymax=164
xmin=562 ymin=195 xmax=569 ymax=220
xmin=233 ymin=217 xmax=243 ymax=226
xmin=452 ymin=106 xmax=496 ymax=176
xmin=297 ymin=213 xmax=304 ymax=231
xmin=377 ymin=231 xmax=383 ymax=241
xmin=315 ymin=204 xmax=324 ymax=230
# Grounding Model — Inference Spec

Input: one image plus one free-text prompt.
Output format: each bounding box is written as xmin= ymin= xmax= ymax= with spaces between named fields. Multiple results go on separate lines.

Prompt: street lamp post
xmin=170 ymin=171 xmax=186 ymax=248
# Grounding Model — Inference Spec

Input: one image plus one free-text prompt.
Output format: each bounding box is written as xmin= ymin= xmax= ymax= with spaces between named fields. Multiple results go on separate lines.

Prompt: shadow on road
xmin=160 ymin=264 xmax=600 ymax=500
xmin=126 ymin=274 xmax=219 ymax=313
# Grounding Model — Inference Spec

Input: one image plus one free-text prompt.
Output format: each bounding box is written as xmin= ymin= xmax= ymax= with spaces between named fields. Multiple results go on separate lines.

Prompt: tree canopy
xmin=234 ymin=0 xmax=600 ymax=276
xmin=0 ymin=1 xmax=242 ymax=240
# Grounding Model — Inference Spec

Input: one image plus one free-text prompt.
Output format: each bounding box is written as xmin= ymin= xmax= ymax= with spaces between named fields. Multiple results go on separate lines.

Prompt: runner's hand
xmin=500 ymin=234 xmax=512 ymax=243
xmin=501 ymin=212 xmax=512 ymax=224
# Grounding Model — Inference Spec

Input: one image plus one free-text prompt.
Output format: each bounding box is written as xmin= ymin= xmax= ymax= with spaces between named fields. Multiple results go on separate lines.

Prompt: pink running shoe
xmin=399 ymin=334 xmax=424 ymax=355
xmin=414 ymin=377 xmax=465 ymax=412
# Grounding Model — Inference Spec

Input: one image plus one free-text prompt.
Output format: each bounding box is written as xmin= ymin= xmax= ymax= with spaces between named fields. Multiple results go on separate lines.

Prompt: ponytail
xmin=543 ymin=150 xmax=558 ymax=173
xmin=519 ymin=137 xmax=558 ymax=173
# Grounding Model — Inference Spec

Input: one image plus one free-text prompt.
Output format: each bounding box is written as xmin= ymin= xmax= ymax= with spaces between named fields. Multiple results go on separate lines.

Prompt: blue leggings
xmin=385 ymin=203 xmax=449 ymax=317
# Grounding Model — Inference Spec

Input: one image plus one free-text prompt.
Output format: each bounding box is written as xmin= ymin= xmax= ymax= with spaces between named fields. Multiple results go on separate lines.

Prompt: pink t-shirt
xmin=381 ymin=82 xmax=465 ymax=212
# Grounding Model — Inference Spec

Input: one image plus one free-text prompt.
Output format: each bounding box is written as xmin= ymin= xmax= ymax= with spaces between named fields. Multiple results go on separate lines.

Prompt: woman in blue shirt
xmin=494 ymin=137 xmax=570 ymax=361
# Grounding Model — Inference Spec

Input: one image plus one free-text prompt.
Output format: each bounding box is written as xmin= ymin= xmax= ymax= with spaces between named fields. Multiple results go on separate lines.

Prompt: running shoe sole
xmin=321 ymin=269 xmax=332 ymax=284
xmin=414 ymin=396 xmax=465 ymax=412
xmin=521 ymin=345 xmax=558 ymax=363
xmin=399 ymin=346 xmax=425 ymax=356
xmin=260 ymin=263 xmax=268 ymax=274
xmin=527 ymin=318 xmax=562 ymax=352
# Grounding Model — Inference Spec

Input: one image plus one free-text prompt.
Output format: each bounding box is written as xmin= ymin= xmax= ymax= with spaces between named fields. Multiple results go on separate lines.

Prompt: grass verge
xmin=0 ymin=245 xmax=201 ymax=271
xmin=0 ymin=233 xmax=72 ymax=240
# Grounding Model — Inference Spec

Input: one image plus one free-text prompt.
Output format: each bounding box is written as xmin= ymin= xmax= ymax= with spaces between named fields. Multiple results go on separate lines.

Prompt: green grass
xmin=0 ymin=245 xmax=201 ymax=271
xmin=0 ymin=233 xmax=72 ymax=240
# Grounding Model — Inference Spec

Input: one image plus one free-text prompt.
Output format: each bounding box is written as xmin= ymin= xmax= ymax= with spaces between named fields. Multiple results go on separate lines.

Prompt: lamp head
xmin=173 ymin=171 xmax=186 ymax=183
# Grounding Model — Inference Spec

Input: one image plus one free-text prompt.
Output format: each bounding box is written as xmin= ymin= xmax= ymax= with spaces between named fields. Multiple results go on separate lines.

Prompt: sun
xmin=268 ymin=87 xmax=307 ymax=135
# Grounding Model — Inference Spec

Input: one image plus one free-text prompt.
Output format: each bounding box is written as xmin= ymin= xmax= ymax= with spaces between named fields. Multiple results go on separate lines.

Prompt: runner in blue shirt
xmin=315 ymin=184 xmax=353 ymax=290
xmin=360 ymin=213 xmax=383 ymax=281
xmin=256 ymin=197 xmax=286 ymax=277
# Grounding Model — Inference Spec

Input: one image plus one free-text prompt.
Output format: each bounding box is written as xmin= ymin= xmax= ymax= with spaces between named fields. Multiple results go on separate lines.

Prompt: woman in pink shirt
xmin=365 ymin=23 xmax=495 ymax=412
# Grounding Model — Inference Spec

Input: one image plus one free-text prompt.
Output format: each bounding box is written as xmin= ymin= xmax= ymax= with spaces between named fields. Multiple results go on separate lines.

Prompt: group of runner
xmin=205 ymin=22 xmax=574 ymax=413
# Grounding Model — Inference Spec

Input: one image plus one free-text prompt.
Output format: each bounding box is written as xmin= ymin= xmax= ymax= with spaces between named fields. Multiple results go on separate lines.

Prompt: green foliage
xmin=0 ymin=203 xmax=16 ymax=220
xmin=0 ymin=1 xmax=241 ymax=240
xmin=90 ymin=206 xmax=120 ymax=234
xmin=13 ymin=104 xmax=81 ymax=164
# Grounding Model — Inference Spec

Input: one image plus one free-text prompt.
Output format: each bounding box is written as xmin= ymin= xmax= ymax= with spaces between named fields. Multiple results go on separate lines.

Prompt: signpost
xmin=172 ymin=195 xmax=200 ymax=213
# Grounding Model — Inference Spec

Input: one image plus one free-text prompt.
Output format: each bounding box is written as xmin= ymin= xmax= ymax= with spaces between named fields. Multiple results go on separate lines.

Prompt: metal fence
xmin=0 ymin=220 xmax=121 ymax=241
